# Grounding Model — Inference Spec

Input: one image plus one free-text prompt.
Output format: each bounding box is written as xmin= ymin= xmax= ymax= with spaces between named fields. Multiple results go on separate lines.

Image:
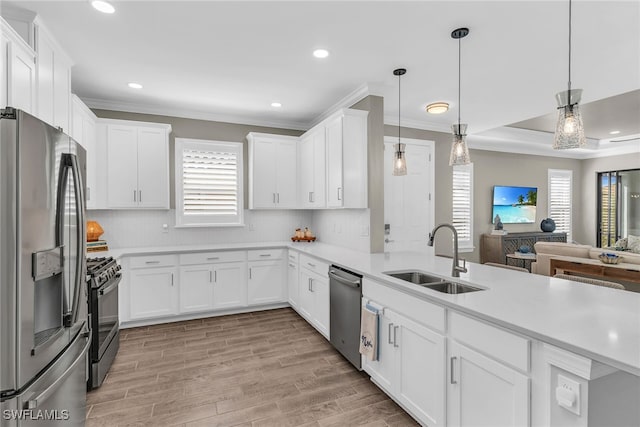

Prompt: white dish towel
xmin=359 ymin=304 xmax=379 ymax=361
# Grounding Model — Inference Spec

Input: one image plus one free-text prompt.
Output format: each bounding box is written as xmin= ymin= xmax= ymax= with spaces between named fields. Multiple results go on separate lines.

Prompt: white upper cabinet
xmin=247 ymin=133 xmax=298 ymax=209
xmin=1 ymin=19 xmax=36 ymax=115
xmin=70 ymin=95 xmax=99 ymax=208
xmin=34 ymin=20 xmax=72 ymax=133
xmin=101 ymin=119 xmax=171 ymax=209
xmin=325 ymin=109 xmax=368 ymax=208
xmin=299 ymin=126 xmax=326 ymax=209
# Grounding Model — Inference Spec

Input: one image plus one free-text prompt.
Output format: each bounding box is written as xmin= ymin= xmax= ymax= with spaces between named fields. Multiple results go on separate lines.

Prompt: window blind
xmin=175 ymin=139 xmax=243 ymax=227
xmin=452 ymin=163 xmax=473 ymax=248
xmin=548 ymin=169 xmax=572 ymax=242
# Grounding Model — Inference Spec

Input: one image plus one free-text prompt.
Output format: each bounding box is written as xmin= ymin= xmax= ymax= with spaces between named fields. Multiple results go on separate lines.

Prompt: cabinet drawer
xmin=179 ymin=251 xmax=246 ymax=265
xmin=363 ymin=278 xmax=445 ymax=333
xmin=288 ymin=250 xmax=299 ymax=263
xmin=129 ymin=254 xmax=177 ymax=269
xmin=247 ymin=248 xmax=284 ymax=261
xmin=299 ymin=254 xmax=329 ymax=276
xmin=449 ymin=311 xmax=530 ymax=372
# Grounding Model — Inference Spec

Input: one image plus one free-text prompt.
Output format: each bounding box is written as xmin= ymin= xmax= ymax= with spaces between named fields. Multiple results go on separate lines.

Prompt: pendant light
xmin=392 ymin=68 xmax=407 ymax=176
xmin=449 ymin=28 xmax=471 ymax=166
xmin=553 ymin=0 xmax=585 ymax=149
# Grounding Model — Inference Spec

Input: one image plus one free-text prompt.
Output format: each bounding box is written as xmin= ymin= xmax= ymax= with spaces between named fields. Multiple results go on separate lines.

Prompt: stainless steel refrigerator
xmin=1 ymin=108 xmax=90 ymax=426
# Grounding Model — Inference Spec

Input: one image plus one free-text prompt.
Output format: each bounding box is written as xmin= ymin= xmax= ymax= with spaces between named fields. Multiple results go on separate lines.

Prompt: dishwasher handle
xmin=328 ymin=270 xmax=361 ymax=288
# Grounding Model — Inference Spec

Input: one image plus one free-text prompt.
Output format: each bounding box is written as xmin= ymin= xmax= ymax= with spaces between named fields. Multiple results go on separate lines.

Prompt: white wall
xmin=88 ymin=209 xmax=312 ymax=248
xmin=311 ymin=209 xmax=371 ymax=253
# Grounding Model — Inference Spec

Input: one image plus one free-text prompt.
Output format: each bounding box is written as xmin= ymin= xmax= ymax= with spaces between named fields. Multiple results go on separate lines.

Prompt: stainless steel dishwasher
xmin=328 ymin=265 xmax=363 ymax=370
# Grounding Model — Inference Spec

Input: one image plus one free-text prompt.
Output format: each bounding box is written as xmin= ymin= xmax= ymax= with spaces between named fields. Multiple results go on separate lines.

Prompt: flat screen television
xmin=492 ymin=185 xmax=537 ymax=224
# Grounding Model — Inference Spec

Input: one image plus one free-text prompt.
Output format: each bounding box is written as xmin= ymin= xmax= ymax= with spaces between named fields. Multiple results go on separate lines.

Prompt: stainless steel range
xmin=86 ymin=256 xmax=121 ymax=390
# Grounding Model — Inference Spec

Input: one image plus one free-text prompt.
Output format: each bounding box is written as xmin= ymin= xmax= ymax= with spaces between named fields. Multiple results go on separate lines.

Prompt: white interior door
xmin=384 ymin=138 xmax=434 ymax=252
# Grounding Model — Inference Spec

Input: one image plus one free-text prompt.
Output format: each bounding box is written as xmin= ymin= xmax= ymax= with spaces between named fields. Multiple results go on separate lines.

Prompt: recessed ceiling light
xmin=609 ymin=130 xmax=621 ymax=135
xmin=271 ymin=102 xmax=282 ymax=108
xmin=91 ymin=0 xmax=115 ymax=14
xmin=313 ymin=49 xmax=329 ymax=59
xmin=425 ymin=102 xmax=449 ymax=114
xmin=128 ymin=82 xmax=143 ymax=89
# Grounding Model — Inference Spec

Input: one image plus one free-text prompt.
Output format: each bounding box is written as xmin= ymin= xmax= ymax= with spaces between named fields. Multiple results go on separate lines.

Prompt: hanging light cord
xmin=567 ymin=0 xmax=572 ymax=96
xmin=457 ymin=35 xmax=462 ymax=129
xmin=398 ymin=73 xmax=401 ymax=144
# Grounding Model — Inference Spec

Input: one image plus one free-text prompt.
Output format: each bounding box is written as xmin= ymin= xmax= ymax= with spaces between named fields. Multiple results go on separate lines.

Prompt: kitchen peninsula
xmin=106 ymin=241 xmax=640 ymax=427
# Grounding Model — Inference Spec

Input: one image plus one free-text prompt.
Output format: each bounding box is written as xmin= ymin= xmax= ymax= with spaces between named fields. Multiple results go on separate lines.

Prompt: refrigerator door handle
xmin=56 ymin=153 xmax=87 ymax=326
xmin=25 ymin=331 xmax=91 ymax=410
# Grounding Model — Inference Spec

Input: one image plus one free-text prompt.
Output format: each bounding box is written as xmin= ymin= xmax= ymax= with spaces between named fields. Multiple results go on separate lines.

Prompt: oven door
xmin=93 ymin=273 xmax=120 ymax=361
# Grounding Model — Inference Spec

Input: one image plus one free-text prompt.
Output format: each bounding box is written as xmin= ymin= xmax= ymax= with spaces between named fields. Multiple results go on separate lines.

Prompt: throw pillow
xmin=628 ymin=235 xmax=640 ymax=254
xmin=614 ymin=237 xmax=628 ymax=250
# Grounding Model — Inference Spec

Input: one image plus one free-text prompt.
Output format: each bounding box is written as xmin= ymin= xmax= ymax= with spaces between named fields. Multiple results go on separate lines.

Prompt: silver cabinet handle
xmin=388 ymin=323 xmax=394 ymax=344
xmin=311 ymin=191 xmax=314 ymax=203
xmin=214 ymin=270 xmax=217 ymax=283
xmin=277 ymin=193 xmax=280 ymax=203
xmin=273 ymin=193 xmax=276 ymax=203
xmin=249 ymin=268 xmax=252 ymax=279
xmin=133 ymin=190 xmax=136 ymax=202
xmin=139 ymin=190 xmax=142 ymax=203
xmin=87 ymin=187 xmax=91 ymax=201
xmin=308 ymin=192 xmax=312 ymax=202
xmin=209 ymin=271 xmax=213 ymax=283
xmin=145 ymin=261 xmax=160 ymax=264
xmin=337 ymin=187 xmax=342 ymax=200
xmin=260 ymin=254 xmax=271 ymax=257
xmin=309 ymin=278 xmax=313 ymax=292
xmin=450 ymin=356 xmax=457 ymax=384
xmin=393 ymin=326 xmax=399 ymax=347
xmin=307 ymin=262 xmax=316 ymax=268
xmin=288 ymin=263 xmax=296 ymax=268
xmin=207 ymin=257 xmax=220 ymax=261
xmin=171 ymin=273 xmax=174 ymax=286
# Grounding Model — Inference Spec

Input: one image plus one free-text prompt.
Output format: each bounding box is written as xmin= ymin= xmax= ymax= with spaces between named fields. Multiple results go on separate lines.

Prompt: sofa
xmin=531 ymin=241 xmax=640 ymax=276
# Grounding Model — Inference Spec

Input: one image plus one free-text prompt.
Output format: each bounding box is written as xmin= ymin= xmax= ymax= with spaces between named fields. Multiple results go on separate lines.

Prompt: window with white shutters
xmin=175 ymin=138 xmax=244 ymax=227
xmin=452 ymin=163 xmax=474 ymax=251
xmin=548 ymin=169 xmax=572 ymax=242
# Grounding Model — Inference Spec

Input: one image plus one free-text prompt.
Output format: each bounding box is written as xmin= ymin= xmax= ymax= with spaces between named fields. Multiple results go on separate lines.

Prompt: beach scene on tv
xmin=492 ymin=186 xmax=537 ymax=224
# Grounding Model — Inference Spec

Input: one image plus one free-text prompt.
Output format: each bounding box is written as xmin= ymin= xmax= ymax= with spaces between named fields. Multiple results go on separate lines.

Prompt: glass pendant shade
xmin=449 ymin=124 xmax=471 ymax=166
xmin=392 ymin=143 xmax=407 ymax=176
xmin=553 ymin=89 xmax=586 ymax=149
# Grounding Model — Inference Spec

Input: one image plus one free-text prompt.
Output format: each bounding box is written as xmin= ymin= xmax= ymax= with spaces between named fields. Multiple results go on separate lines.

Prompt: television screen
xmin=492 ymin=186 xmax=537 ymax=224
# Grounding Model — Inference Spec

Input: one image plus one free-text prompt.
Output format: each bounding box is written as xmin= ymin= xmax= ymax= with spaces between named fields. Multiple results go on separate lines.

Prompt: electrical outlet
xmin=248 ymin=223 xmax=255 ymax=231
xmin=162 ymin=224 xmax=169 ymax=233
xmin=556 ymin=374 xmax=580 ymax=415
xmin=361 ymin=225 xmax=370 ymax=237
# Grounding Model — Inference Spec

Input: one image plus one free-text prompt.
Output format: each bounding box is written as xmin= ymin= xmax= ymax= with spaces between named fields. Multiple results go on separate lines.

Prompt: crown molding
xmin=308 ymin=83 xmax=374 ymax=128
xmin=82 ymin=97 xmax=310 ymax=131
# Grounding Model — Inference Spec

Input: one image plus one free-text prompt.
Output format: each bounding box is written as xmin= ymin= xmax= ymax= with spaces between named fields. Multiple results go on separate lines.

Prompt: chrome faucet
xmin=428 ymin=223 xmax=468 ymax=278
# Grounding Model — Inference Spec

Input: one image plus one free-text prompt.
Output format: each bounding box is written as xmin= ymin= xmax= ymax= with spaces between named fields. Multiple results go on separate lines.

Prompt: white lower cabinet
xmin=212 ymin=262 xmax=247 ymax=309
xmin=298 ymin=267 xmax=330 ymax=338
xmin=247 ymin=256 xmax=285 ymax=306
xmin=129 ymin=266 xmax=178 ymax=320
xmin=179 ymin=260 xmax=247 ymax=314
xmin=447 ymin=340 xmax=529 ymax=427
xmin=363 ymin=307 xmax=446 ymax=427
xmin=287 ymin=252 xmax=299 ymax=308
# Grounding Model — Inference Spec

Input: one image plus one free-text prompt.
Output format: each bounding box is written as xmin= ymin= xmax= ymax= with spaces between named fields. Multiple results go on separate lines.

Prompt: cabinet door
xmin=106 ymin=125 xmax=138 ymax=208
xmin=311 ymin=273 xmax=329 ymax=337
xmin=391 ymin=311 xmax=446 ymax=427
xmin=362 ymin=309 xmax=396 ymax=394
xmin=213 ymin=262 xmax=247 ymax=309
xmin=83 ymin=116 xmax=97 ymax=209
xmin=36 ymin=31 xmax=55 ymax=125
xmin=129 ymin=267 xmax=178 ymax=320
xmin=299 ymin=135 xmax=315 ymax=208
xmin=326 ymin=116 xmax=343 ymax=208
xmin=8 ymin=41 xmax=36 ymax=114
xmin=247 ymin=260 xmax=285 ymax=305
xmin=275 ymin=140 xmax=298 ymax=208
xmin=250 ymin=140 xmax=276 ymax=208
xmin=311 ymin=129 xmax=326 ymax=208
xmin=298 ymin=270 xmax=314 ymax=320
xmin=179 ymin=264 xmax=214 ymax=314
xmin=287 ymin=261 xmax=299 ymax=308
xmin=137 ymin=127 xmax=169 ymax=208
xmin=448 ymin=341 xmax=529 ymax=427
xmin=53 ymin=57 xmax=71 ymax=133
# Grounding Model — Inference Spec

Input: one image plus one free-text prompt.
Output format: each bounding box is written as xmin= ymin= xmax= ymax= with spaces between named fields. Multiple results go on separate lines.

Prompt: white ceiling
xmin=6 ymin=1 xmax=640 ymax=155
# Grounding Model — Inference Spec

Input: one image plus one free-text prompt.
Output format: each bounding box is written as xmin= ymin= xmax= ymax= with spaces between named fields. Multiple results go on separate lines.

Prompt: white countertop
xmin=100 ymin=241 xmax=640 ymax=376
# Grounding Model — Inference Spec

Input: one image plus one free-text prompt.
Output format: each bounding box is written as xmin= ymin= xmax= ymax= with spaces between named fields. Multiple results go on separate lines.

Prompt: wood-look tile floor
xmin=86 ymin=308 xmax=418 ymax=427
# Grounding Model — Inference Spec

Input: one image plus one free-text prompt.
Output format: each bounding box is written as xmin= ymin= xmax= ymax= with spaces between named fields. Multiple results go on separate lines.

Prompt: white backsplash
xmin=310 ymin=209 xmax=370 ymax=252
xmin=88 ymin=209 xmax=312 ymax=248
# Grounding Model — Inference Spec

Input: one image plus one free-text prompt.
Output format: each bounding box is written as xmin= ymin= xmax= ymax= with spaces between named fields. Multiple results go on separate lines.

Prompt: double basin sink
xmin=384 ymin=271 xmax=484 ymax=294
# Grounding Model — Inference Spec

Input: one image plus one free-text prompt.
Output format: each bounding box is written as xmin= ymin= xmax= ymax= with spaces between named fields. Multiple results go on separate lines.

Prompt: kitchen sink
xmin=422 ymin=281 xmax=484 ymax=294
xmin=384 ymin=271 xmax=446 ymax=285
xmin=384 ymin=270 xmax=485 ymax=294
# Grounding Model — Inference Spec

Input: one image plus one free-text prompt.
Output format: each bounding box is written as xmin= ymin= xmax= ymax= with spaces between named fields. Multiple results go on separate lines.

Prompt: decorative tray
xmin=291 ymin=236 xmax=316 ymax=242
xmin=599 ymin=253 xmax=621 ymax=264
